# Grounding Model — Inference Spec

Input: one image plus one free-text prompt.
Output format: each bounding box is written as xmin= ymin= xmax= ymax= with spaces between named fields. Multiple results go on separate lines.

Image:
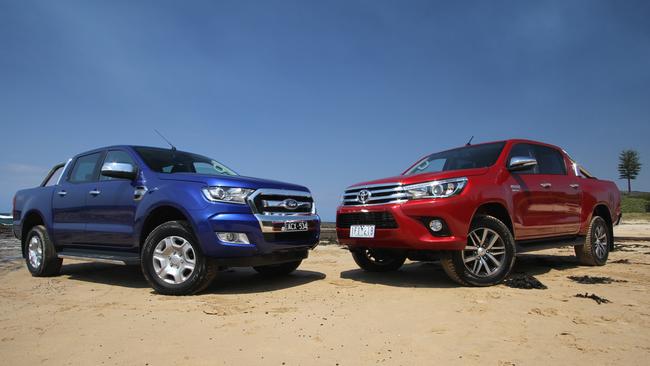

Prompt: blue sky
xmin=1 ymin=0 xmax=649 ymax=220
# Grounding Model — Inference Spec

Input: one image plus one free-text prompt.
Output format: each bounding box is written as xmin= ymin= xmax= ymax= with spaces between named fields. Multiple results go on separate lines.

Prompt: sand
xmin=1 ymin=224 xmax=649 ymax=365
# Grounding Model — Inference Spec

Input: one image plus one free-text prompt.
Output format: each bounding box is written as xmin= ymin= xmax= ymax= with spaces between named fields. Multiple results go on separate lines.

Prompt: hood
xmin=156 ymin=173 xmax=309 ymax=192
xmin=349 ymin=167 xmax=489 ymax=188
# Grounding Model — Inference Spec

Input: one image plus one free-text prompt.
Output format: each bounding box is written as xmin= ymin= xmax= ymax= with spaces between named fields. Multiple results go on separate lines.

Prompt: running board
xmin=57 ymin=249 xmax=140 ymax=265
xmin=515 ymin=236 xmax=583 ymax=253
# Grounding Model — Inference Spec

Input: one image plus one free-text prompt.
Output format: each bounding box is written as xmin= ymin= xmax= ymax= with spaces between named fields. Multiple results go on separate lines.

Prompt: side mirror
xmin=508 ymin=156 xmax=537 ymax=172
xmin=101 ymin=162 xmax=137 ymax=180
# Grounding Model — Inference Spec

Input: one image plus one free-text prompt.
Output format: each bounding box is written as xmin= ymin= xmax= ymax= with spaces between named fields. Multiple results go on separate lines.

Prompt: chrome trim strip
xmin=343 ymin=192 xmax=408 ymax=203
xmin=346 ymin=182 xmax=403 ymax=191
xmin=341 ymin=200 xmax=408 ymax=207
xmin=343 ymin=186 xmax=404 ymax=196
xmin=56 ymin=159 xmax=72 ymax=185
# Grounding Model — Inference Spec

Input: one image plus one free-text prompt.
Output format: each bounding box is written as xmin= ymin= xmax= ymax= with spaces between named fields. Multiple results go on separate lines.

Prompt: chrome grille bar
xmin=342 ymin=183 xmax=407 ymax=206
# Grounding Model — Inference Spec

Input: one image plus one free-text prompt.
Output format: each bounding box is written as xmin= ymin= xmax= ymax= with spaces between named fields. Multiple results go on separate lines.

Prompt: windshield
xmin=134 ymin=147 xmax=237 ymax=176
xmin=404 ymin=142 xmax=506 ymax=175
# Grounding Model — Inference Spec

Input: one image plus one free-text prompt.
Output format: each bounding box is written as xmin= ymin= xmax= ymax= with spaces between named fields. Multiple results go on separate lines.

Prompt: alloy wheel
xmin=593 ymin=223 xmax=609 ymax=259
xmin=28 ymin=235 xmax=43 ymax=269
xmin=461 ymin=228 xmax=506 ymax=277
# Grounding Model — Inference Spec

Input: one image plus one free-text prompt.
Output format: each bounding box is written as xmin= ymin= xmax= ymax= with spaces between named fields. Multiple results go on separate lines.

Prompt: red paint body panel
xmin=337 ymin=139 xmax=621 ymax=251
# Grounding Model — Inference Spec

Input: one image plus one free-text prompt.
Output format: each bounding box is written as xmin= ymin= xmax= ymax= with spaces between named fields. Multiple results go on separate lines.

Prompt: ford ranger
xmin=13 ymin=146 xmax=320 ymax=295
xmin=336 ymin=139 xmax=621 ymax=286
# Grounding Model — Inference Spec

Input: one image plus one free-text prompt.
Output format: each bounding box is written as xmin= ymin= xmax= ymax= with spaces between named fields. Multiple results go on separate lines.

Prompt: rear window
xmin=69 ymin=153 xmax=102 ymax=183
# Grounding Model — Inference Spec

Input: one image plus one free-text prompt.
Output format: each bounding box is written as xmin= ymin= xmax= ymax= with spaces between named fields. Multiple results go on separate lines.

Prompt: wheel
xmin=24 ymin=225 xmax=62 ymax=277
xmin=253 ymin=260 xmax=302 ymax=276
xmin=141 ymin=221 xmax=218 ymax=295
xmin=441 ymin=215 xmax=516 ymax=286
xmin=351 ymin=248 xmax=406 ymax=272
xmin=574 ymin=216 xmax=611 ymax=266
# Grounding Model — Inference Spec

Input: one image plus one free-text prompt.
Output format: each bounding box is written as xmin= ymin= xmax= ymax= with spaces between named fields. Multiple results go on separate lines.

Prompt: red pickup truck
xmin=336 ymin=139 xmax=621 ymax=286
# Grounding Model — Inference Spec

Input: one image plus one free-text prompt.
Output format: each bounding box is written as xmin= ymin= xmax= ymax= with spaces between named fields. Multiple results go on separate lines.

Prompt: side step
xmin=57 ymin=249 xmax=140 ymax=265
xmin=516 ymin=235 xmax=583 ymax=253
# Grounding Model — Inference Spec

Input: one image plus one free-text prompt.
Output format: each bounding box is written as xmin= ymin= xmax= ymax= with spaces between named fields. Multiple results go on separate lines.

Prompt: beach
xmin=0 ymin=222 xmax=649 ymax=365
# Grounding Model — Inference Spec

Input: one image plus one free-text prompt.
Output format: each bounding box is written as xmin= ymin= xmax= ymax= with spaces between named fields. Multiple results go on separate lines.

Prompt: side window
xmin=100 ymin=150 xmax=136 ymax=181
xmin=44 ymin=165 xmax=65 ymax=187
xmin=508 ymin=144 xmax=539 ymax=174
xmin=68 ymin=153 xmax=102 ymax=183
xmin=534 ymin=146 xmax=567 ymax=175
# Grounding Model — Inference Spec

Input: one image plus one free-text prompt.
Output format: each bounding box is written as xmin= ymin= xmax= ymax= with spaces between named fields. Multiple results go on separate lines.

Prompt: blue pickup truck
xmin=12 ymin=146 xmax=320 ymax=295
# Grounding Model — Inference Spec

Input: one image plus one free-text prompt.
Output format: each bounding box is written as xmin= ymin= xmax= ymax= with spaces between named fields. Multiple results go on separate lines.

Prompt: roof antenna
xmin=466 ymin=136 xmax=474 ymax=146
xmin=154 ymin=129 xmax=176 ymax=151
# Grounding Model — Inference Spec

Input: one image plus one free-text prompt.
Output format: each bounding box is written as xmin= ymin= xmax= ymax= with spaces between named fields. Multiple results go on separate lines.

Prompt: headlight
xmin=202 ymin=186 xmax=255 ymax=204
xmin=404 ymin=177 xmax=467 ymax=200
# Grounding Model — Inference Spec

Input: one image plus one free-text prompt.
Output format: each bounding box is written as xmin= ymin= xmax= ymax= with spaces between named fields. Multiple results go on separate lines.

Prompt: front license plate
xmin=283 ymin=221 xmax=308 ymax=232
xmin=350 ymin=225 xmax=375 ymax=238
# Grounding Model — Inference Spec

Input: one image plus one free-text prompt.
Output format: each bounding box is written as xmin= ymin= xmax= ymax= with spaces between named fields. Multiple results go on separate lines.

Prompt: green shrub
xmin=621 ymin=197 xmax=648 ymax=213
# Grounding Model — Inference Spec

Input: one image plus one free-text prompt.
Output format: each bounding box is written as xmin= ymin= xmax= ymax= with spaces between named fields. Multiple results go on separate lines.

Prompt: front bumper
xmin=190 ymin=205 xmax=320 ymax=259
xmin=336 ymin=197 xmax=474 ymax=251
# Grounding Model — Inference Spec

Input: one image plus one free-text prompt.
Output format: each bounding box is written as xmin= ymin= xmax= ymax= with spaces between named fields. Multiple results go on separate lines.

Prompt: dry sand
xmin=1 ymin=224 xmax=650 ymax=365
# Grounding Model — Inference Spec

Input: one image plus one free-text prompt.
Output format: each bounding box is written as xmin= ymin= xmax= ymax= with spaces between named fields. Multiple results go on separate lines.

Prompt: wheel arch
xmin=20 ymin=210 xmax=46 ymax=258
xmin=138 ymin=204 xmax=195 ymax=250
xmin=471 ymin=202 xmax=515 ymax=237
xmin=591 ymin=203 xmax=614 ymax=250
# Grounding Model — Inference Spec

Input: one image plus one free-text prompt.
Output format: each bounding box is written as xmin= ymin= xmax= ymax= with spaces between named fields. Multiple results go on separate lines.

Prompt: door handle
xmin=569 ymin=184 xmax=580 ymax=189
xmin=540 ymin=183 xmax=552 ymax=189
xmin=89 ymin=190 xmax=101 ymax=196
xmin=57 ymin=190 xmax=67 ymax=197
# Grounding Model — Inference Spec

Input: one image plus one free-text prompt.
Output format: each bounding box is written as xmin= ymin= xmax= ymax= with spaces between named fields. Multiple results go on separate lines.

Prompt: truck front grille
xmin=342 ymin=183 xmax=407 ymax=206
xmin=336 ymin=212 xmax=398 ymax=229
xmin=249 ymin=189 xmax=314 ymax=216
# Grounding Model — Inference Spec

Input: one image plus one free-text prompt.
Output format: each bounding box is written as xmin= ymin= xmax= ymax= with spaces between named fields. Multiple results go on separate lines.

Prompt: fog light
xmin=216 ymin=232 xmax=250 ymax=244
xmin=429 ymin=219 xmax=443 ymax=232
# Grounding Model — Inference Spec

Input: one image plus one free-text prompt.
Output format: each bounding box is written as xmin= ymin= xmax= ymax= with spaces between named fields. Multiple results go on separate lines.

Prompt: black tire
xmin=574 ymin=216 xmax=610 ymax=266
xmin=351 ymin=248 xmax=406 ymax=272
xmin=24 ymin=225 xmax=62 ymax=277
xmin=441 ymin=215 xmax=516 ymax=287
xmin=253 ymin=260 xmax=302 ymax=276
xmin=141 ymin=221 xmax=218 ymax=295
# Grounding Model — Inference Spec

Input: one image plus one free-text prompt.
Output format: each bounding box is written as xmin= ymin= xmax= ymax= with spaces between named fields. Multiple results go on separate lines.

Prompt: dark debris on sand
xmin=611 ymin=259 xmax=630 ymax=264
xmin=503 ymin=273 xmax=547 ymax=290
xmin=568 ymin=275 xmax=627 ymax=284
xmin=575 ymin=293 xmax=611 ymax=304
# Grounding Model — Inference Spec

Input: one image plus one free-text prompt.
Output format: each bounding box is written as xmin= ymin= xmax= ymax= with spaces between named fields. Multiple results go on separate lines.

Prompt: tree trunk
xmin=628 ymin=177 xmax=631 ymax=193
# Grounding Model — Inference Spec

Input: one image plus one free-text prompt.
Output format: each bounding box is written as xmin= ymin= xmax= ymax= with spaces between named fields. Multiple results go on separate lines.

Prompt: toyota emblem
xmin=357 ymin=190 xmax=371 ymax=204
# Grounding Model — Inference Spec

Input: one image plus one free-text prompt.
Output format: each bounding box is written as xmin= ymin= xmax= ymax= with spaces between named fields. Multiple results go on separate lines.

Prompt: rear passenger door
xmin=52 ymin=152 xmax=103 ymax=246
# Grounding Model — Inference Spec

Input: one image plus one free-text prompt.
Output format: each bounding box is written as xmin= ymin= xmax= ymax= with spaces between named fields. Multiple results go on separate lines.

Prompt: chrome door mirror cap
xmin=101 ymin=162 xmax=137 ymax=180
xmin=508 ymin=156 xmax=538 ymax=171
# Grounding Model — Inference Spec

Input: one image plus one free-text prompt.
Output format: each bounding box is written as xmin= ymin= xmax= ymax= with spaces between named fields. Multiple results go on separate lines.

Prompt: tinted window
xmin=405 ymin=142 xmax=505 ymax=175
xmin=508 ymin=144 xmax=566 ymax=175
xmin=100 ymin=150 xmax=136 ymax=181
xmin=134 ymin=147 xmax=237 ymax=176
xmin=69 ymin=153 xmax=102 ymax=183
xmin=535 ymin=145 xmax=566 ymax=175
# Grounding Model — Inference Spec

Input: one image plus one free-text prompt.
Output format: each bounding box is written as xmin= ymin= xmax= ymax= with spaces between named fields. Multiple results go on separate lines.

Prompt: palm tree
xmin=618 ymin=150 xmax=642 ymax=193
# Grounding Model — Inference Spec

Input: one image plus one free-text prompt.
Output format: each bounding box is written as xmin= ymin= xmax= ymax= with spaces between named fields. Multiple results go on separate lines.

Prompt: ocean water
xmin=0 ymin=213 xmax=11 ymax=226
